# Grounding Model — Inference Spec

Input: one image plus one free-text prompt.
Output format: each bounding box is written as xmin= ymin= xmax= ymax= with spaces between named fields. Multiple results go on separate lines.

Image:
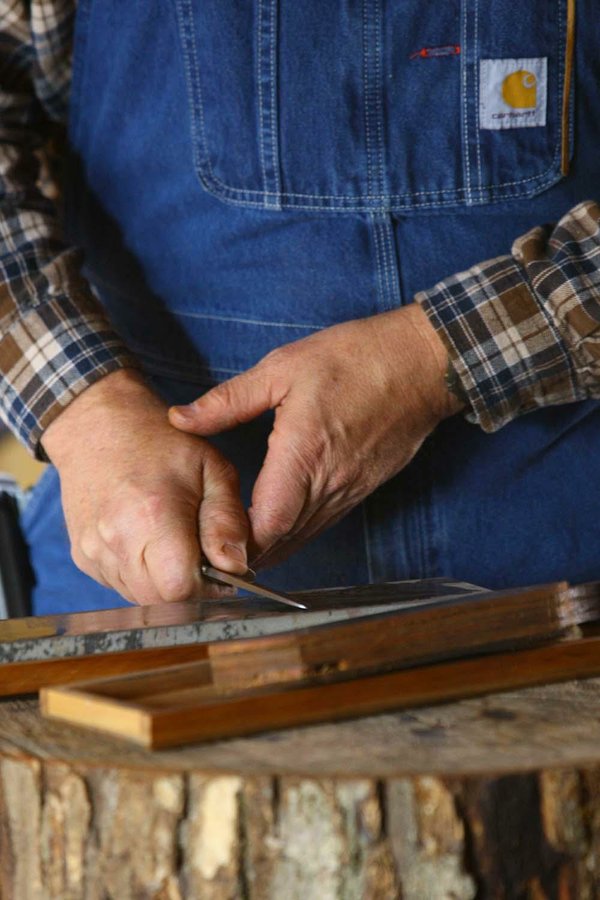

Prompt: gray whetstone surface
xmin=0 ymin=580 xmax=482 ymax=664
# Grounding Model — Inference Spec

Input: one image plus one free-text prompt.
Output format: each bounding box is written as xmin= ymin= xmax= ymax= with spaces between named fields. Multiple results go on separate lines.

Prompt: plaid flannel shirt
xmin=1 ymin=1 xmax=600 ymax=456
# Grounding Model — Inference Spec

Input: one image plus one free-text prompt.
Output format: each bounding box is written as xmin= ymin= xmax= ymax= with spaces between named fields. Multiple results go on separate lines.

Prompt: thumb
xmin=169 ymin=366 xmax=283 ymax=435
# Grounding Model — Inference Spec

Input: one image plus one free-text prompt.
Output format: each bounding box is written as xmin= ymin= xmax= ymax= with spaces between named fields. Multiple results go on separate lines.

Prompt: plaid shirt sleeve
xmin=0 ymin=0 xmax=139 ymax=458
xmin=416 ymin=200 xmax=600 ymax=432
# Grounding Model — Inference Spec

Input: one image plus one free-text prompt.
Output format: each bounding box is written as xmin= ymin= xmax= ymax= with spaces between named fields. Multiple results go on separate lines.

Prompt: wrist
xmin=443 ymin=358 xmax=469 ymax=412
xmin=41 ymin=369 xmax=162 ymax=468
xmin=402 ymin=304 xmax=465 ymax=422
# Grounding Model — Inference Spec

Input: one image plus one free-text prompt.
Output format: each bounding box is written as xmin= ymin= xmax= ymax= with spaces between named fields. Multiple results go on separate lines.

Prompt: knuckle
xmin=200 ymin=509 xmax=247 ymax=547
xmin=138 ymin=491 xmax=168 ymax=529
xmin=78 ymin=529 xmax=101 ymax=562
xmin=207 ymin=454 xmax=239 ymax=489
xmin=96 ymin=517 xmax=113 ymax=541
xmin=101 ymin=515 xmax=140 ymax=561
xmin=159 ymin=573 xmax=194 ymax=604
xmin=97 ymin=517 xmax=120 ymax=548
xmin=255 ymin=504 xmax=295 ymax=539
xmin=328 ymin=462 xmax=360 ymax=496
xmin=129 ymin=579 xmax=166 ymax=606
xmin=263 ymin=342 xmax=295 ymax=369
xmin=208 ymin=380 xmax=236 ymax=413
xmin=71 ymin=546 xmax=90 ymax=574
xmin=149 ymin=541 xmax=197 ymax=603
xmin=201 ymin=505 xmax=236 ymax=529
xmin=119 ymin=559 xmax=162 ymax=604
xmin=71 ymin=536 xmax=102 ymax=580
xmin=286 ymin=429 xmax=326 ymax=468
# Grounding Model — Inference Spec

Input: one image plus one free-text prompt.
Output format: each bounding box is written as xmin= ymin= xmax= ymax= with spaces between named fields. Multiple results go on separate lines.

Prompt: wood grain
xmin=0 ymin=642 xmax=213 ymax=697
xmin=41 ymin=582 xmax=600 ymax=748
xmin=41 ymin=632 xmax=600 ymax=749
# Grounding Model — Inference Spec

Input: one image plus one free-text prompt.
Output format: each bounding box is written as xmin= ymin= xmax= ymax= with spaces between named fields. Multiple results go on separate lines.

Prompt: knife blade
xmin=200 ymin=565 xmax=308 ymax=610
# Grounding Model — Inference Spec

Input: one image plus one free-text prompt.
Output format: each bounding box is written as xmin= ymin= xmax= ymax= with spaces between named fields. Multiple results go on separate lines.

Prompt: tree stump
xmin=1 ymin=680 xmax=600 ymax=899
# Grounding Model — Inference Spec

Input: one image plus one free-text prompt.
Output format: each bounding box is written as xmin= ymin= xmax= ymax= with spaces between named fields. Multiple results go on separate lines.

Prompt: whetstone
xmin=0 ymin=579 xmax=482 ymax=695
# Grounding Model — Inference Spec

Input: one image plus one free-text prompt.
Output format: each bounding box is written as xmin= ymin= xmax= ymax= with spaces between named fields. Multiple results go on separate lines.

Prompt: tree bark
xmin=1 ymin=682 xmax=600 ymax=899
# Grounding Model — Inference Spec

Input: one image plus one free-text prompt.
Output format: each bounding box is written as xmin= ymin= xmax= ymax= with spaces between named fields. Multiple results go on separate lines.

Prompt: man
xmin=2 ymin=0 xmax=599 ymax=614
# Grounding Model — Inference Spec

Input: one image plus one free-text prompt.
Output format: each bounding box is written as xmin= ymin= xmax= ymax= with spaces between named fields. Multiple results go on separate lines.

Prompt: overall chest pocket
xmin=173 ymin=0 xmax=573 ymax=213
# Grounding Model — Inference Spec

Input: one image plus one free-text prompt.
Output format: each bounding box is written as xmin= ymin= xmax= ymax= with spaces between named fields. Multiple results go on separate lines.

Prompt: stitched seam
xmin=479 ymin=58 xmax=487 ymax=130
xmin=562 ymin=0 xmax=576 ymax=173
xmin=257 ymin=0 xmax=269 ymax=194
xmin=189 ymin=172 xmax=563 ymax=211
xmin=192 ymin=157 xmax=562 ymax=202
xmin=388 ymin=221 xmax=400 ymax=304
xmin=370 ymin=214 xmax=386 ymax=306
xmin=461 ymin=0 xmax=472 ymax=204
xmin=176 ymin=0 xmax=267 ymax=199
xmin=87 ymin=275 xmax=327 ymax=330
xmin=382 ymin=217 xmax=400 ymax=309
xmin=269 ymin=0 xmax=282 ymax=197
xmin=257 ymin=0 xmax=281 ymax=203
xmin=171 ymin=310 xmax=324 ymax=330
xmin=374 ymin=0 xmax=386 ymax=194
xmin=379 ymin=218 xmax=393 ymax=307
xmin=363 ymin=0 xmax=374 ymax=194
xmin=175 ymin=0 xmax=210 ymax=188
xmin=558 ymin=0 xmax=564 ymax=148
xmin=474 ymin=0 xmax=483 ymax=190
xmin=374 ymin=217 xmax=390 ymax=308
xmin=193 ymin=155 xmax=562 ymax=201
xmin=376 ymin=215 xmax=400 ymax=311
xmin=378 ymin=218 xmax=393 ymax=306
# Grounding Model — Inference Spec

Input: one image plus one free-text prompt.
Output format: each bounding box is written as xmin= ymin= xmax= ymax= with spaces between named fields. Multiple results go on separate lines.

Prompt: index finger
xmin=198 ymin=451 xmax=250 ymax=574
xmin=248 ymin=430 xmax=313 ymax=559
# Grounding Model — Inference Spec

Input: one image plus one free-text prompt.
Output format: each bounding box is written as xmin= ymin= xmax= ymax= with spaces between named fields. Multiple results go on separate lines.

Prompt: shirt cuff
xmin=0 ymin=292 xmax=141 ymax=458
xmin=415 ymin=254 xmax=580 ymax=432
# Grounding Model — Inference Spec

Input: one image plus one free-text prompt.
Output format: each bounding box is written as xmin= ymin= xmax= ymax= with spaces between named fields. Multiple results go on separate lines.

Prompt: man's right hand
xmin=41 ymin=369 xmax=249 ymax=605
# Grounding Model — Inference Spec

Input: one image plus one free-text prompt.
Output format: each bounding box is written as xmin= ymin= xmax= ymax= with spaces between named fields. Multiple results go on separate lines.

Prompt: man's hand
xmin=169 ymin=304 xmax=462 ymax=568
xmin=42 ymin=370 xmax=249 ymax=604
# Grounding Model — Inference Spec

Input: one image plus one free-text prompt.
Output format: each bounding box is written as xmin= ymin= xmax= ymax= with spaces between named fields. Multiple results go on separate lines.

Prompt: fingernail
xmin=222 ymin=542 xmax=247 ymax=567
xmin=169 ymin=405 xmax=194 ymax=421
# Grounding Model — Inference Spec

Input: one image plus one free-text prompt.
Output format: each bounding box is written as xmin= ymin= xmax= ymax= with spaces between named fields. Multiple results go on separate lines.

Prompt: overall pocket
xmin=173 ymin=0 xmax=574 ymax=213
xmin=462 ymin=0 xmax=575 ymax=206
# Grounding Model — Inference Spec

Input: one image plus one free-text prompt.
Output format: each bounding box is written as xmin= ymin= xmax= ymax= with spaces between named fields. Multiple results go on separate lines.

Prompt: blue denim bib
xmin=24 ymin=0 xmax=600 ymax=612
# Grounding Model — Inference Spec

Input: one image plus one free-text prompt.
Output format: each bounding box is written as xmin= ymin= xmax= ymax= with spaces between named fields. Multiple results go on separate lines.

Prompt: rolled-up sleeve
xmin=416 ymin=201 xmax=600 ymax=432
xmin=0 ymin=1 xmax=140 ymax=457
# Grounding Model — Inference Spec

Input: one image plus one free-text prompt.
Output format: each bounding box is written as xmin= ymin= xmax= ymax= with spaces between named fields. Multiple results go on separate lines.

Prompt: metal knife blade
xmin=200 ymin=565 xmax=308 ymax=610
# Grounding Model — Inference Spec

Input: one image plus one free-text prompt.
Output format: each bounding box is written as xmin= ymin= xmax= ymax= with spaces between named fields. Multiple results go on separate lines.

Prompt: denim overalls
xmin=23 ymin=0 xmax=600 ymax=613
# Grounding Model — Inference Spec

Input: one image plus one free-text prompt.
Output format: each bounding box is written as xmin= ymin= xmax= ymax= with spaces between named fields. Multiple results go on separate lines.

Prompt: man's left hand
xmin=169 ymin=304 xmax=462 ymax=568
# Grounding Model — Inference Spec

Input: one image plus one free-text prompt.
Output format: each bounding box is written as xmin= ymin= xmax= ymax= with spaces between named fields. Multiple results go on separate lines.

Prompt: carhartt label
xmin=480 ymin=58 xmax=547 ymax=129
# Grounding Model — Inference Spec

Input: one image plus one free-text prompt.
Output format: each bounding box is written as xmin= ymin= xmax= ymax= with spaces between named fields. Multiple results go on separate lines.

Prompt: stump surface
xmin=2 ymin=680 xmax=600 ymax=898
